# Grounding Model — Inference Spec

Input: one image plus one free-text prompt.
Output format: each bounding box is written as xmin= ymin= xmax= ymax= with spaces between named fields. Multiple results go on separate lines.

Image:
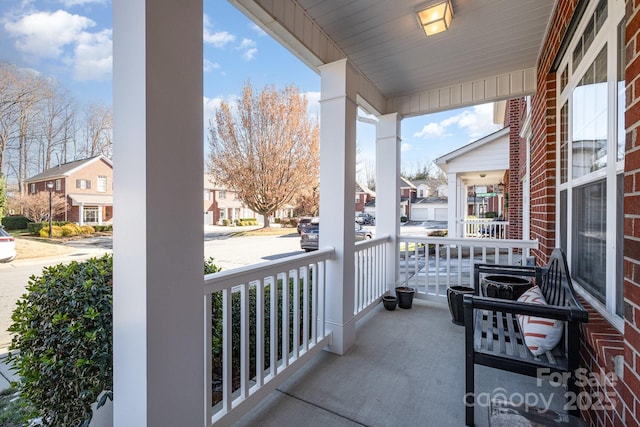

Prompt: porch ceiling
xmin=230 ymin=0 xmax=556 ymax=116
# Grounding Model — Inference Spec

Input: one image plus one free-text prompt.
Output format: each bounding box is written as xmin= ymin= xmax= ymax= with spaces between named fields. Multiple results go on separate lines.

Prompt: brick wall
xmin=524 ymin=0 xmax=640 ymax=424
xmin=624 ymin=0 xmax=640 ymax=425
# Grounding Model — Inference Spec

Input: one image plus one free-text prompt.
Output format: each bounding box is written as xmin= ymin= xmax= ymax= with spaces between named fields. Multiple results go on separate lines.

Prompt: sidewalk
xmin=0 ymin=352 xmax=16 ymax=391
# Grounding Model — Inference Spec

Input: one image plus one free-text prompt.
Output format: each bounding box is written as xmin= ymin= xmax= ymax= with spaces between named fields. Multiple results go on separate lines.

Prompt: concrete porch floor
xmin=234 ymin=299 xmax=573 ymax=427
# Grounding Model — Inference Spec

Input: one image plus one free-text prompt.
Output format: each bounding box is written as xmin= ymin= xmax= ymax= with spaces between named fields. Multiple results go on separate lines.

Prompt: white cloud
xmin=414 ymin=122 xmax=446 ymax=138
xmin=203 ymin=59 xmax=221 ymax=73
xmin=303 ymin=91 xmax=320 ymax=120
xmin=401 ymin=142 xmax=412 ymax=152
xmin=73 ymin=28 xmax=112 ymax=81
xmin=4 ymin=9 xmax=95 ymax=57
xmin=413 ymin=103 xmax=501 ymax=141
xmin=250 ymin=23 xmax=267 ymax=37
xmin=238 ymin=38 xmax=257 ymax=60
xmin=203 ymin=14 xmax=236 ymax=48
xmin=60 ymin=0 xmax=108 ymax=6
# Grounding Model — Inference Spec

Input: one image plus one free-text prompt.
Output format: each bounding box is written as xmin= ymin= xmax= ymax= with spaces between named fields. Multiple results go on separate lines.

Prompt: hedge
xmin=1 ymin=215 xmax=31 ymax=230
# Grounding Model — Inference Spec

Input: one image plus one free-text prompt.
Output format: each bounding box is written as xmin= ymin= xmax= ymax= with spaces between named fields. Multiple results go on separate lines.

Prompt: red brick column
xmin=505 ymin=98 xmax=525 ymax=241
xmin=623 ymin=1 xmax=640 ymax=426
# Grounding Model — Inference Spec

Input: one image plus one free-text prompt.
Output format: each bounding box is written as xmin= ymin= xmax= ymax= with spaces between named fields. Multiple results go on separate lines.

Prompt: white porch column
xmin=376 ymin=113 xmax=401 ymax=291
xmin=447 ymin=173 xmax=458 ymax=237
xmin=113 ymin=1 xmax=204 ymax=425
xmin=98 ymin=205 xmax=103 ymax=225
xmin=78 ymin=203 xmax=84 ymax=226
xmin=319 ymin=59 xmax=357 ymax=355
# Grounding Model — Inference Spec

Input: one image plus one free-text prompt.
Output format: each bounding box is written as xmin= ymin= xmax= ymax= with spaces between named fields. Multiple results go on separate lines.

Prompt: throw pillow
xmin=516 ymin=286 xmax=563 ymax=356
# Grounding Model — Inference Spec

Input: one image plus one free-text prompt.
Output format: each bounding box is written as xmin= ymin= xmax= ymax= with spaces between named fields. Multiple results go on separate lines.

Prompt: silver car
xmin=300 ymin=222 xmax=372 ymax=252
xmin=0 ymin=226 xmax=16 ymax=263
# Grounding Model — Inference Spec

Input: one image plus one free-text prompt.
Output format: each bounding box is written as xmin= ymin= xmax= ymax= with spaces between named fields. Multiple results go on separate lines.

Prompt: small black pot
xmin=395 ymin=287 xmax=416 ymax=309
xmin=382 ymin=295 xmax=397 ymax=311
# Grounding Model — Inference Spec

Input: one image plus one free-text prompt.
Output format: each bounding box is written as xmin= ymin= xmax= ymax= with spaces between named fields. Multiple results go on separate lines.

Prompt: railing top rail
xmin=204 ymin=247 xmax=335 ymax=294
xmin=398 ymin=236 xmax=539 ymax=250
xmin=458 ymin=219 xmax=509 ymax=224
xmin=355 ymin=234 xmax=391 ymax=250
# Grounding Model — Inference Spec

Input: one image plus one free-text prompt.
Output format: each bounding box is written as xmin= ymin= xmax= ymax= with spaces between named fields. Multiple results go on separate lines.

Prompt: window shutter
xmin=76 ymin=179 xmax=81 ymax=189
xmin=87 ymin=180 xmax=91 ymax=189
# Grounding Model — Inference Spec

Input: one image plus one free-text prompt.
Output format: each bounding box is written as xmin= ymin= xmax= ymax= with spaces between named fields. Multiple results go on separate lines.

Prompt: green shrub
xmin=28 ymin=222 xmax=66 ymax=235
xmin=93 ymin=225 xmax=112 ymax=232
xmin=221 ymin=219 xmax=230 ymax=226
xmin=39 ymin=225 xmax=64 ymax=238
xmin=8 ymin=255 xmax=113 ymax=427
xmin=400 ymin=216 xmax=408 ymax=223
xmin=1 ymin=215 xmax=31 ymax=230
xmin=274 ymin=218 xmax=281 ymax=224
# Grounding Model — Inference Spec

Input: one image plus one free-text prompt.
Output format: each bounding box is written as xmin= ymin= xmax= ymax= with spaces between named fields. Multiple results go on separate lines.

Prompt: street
xmin=0 ymin=222 xmax=419 ymax=349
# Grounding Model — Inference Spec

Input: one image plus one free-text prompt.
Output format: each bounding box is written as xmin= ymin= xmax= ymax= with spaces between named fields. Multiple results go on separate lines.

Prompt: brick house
xmin=354 ymin=182 xmax=375 ymax=214
xmin=501 ymin=0 xmax=638 ymax=424
xmin=25 ymin=155 xmax=113 ymax=225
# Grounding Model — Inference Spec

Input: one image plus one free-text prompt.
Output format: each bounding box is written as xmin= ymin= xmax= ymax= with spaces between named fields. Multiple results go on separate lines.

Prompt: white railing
xmin=204 ymin=248 xmax=334 ymax=426
xmin=459 ymin=219 xmax=509 ymax=239
xmin=398 ymin=236 xmax=538 ymax=302
xmin=354 ymin=235 xmax=391 ymax=320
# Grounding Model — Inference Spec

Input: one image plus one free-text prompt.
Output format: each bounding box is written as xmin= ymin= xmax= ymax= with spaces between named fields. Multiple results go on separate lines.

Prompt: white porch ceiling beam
xmin=388 ymin=68 xmax=537 ymax=118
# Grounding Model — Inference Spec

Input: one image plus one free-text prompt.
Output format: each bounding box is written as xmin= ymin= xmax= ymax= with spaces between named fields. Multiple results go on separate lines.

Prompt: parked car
xmin=355 ymin=212 xmax=375 ymax=225
xmin=0 ymin=226 xmax=16 ymax=263
xmin=300 ymin=222 xmax=372 ymax=252
xmin=297 ymin=217 xmax=317 ymax=234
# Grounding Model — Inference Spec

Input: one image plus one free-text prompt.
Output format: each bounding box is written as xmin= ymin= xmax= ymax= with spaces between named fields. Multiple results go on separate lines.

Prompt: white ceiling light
xmin=416 ymin=0 xmax=454 ymax=36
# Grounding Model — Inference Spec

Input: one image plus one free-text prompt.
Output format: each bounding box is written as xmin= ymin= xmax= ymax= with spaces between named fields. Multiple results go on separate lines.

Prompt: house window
xmin=355 ymin=195 xmax=360 ymax=203
xmin=556 ymin=0 xmax=625 ymax=323
xmin=219 ymin=191 xmax=226 ymax=199
xmin=204 ymin=190 xmax=210 ymax=200
xmin=97 ymin=176 xmax=107 ymax=192
xmin=30 ymin=183 xmax=35 ymax=193
xmin=83 ymin=207 xmax=99 ymax=223
xmin=76 ymin=179 xmax=91 ymax=190
xmin=55 ymin=179 xmax=61 ymax=191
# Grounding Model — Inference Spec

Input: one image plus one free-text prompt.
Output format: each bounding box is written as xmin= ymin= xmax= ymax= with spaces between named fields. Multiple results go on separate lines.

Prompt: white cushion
xmin=516 ymin=286 xmax=563 ymax=356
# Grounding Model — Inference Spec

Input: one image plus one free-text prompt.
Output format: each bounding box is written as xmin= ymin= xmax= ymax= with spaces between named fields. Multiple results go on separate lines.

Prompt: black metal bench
xmin=463 ymin=248 xmax=588 ymax=426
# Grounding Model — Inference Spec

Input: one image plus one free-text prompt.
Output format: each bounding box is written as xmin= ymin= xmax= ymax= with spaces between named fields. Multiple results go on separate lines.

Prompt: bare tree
xmin=7 ymin=191 xmax=66 ymax=222
xmin=363 ymin=159 xmax=376 ymax=191
xmin=295 ymin=184 xmax=319 ymax=217
xmin=208 ymin=83 xmax=319 ymax=228
xmin=80 ymin=103 xmax=112 ymax=159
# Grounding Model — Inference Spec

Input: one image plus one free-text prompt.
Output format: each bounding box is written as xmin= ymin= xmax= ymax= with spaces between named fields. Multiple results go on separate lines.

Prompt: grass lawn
xmin=232 ymin=227 xmax=298 ymax=237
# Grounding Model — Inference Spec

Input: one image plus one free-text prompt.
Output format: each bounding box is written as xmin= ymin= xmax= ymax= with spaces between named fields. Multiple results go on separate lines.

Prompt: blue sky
xmin=0 ymin=0 xmax=502 ymax=176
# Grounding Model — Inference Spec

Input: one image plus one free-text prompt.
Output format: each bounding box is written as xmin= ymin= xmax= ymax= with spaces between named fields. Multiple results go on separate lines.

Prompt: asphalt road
xmin=0 ymin=223 xmax=411 ymax=349
xmin=0 ymin=228 xmax=304 ymax=349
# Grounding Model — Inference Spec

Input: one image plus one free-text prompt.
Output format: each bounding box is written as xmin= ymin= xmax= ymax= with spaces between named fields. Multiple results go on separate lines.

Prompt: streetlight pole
xmin=47 ymin=182 xmax=54 ymax=238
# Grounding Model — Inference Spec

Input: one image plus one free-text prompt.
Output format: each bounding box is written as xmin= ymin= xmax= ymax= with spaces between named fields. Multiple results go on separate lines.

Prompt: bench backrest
xmin=538 ymin=248 xmax=581 ymax=309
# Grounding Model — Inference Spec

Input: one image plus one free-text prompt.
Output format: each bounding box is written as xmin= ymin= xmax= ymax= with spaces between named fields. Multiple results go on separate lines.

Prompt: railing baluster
xmin=204 ymin=294 xmax=212 ymax=423
xmin=302 ymin=266 xmax=309 ymax=353
xmin=222 ymin=288 xmax=232 ymax=413
xmin=241 ymin=283 xmax=249 ymax=399
xmin=269 ymin=274 xmax=277 ymax=377
xmin=311 ymin=263 xmax=318 ymax=345
xmin=282 ymin=272 xmax=289 ymax=368
xmin=292 ymin=269 xmax=300 ymax=360
xmin=255 ymin=279 xmax=264 ymax=387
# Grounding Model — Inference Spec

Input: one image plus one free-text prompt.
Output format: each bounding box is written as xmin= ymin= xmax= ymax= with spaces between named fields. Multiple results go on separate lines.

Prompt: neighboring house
xmin=354 ymin=183 xmax=375 ymax=213
xmin=204 ymin=175 xmax=256 ymax=225
xmin=435 ymin=127 xmax=509 ymax=236
xmin=203 ymin=175 xmax=294 ymax=225
xmin=399 ymin=176 xmax=416 ymax=219
xmin=25 ymin=155 xmax=113 ymax=226
xmin=410 ymin=196 xmax=448 ymax=222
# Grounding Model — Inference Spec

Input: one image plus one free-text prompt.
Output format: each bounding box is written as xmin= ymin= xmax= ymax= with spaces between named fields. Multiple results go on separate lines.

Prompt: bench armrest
xmin=463 ymin=294 xmax=588 ymax=322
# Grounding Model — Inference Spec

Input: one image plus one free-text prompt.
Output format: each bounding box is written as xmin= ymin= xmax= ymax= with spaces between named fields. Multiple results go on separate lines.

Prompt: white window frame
xmin=555 ymin=0 xmax=625 ymax=329
xmin=55 ymin=179 xmax=61 ymax=191
xmin=97 ymin=176 xmax=107 ymax=192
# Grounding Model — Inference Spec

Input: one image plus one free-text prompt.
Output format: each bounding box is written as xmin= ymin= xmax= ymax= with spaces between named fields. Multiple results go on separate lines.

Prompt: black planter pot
xmin=382 ymin=295 xmax=397 ymax=311
xmin=447 ymin=286 xmax=474 ymax=326
xmin=481 ymin=275 xmax=531 ymax=300
xmin=395 ymin=287 xmax=415 ymax=309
